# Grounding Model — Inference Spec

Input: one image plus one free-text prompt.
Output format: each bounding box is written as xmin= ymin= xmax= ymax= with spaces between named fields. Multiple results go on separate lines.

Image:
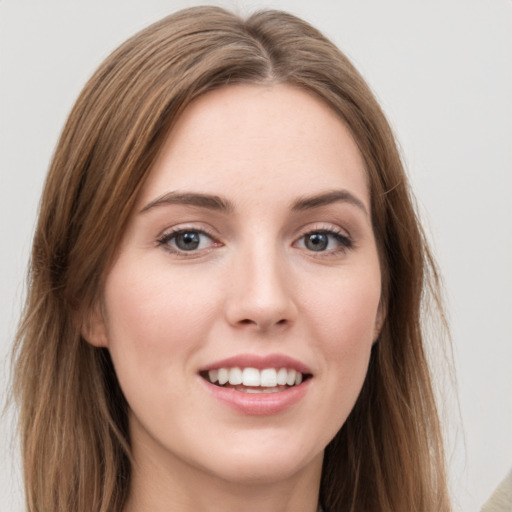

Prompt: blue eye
xmin=297 ymin=230 xmax=352 ymax=253
xmin=158 ymin=229 xmax=215 ymax=253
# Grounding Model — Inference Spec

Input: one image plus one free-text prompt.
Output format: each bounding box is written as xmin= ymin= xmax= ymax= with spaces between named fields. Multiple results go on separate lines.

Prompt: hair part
xmin=13 ymin=6 xmax=451 ymax=511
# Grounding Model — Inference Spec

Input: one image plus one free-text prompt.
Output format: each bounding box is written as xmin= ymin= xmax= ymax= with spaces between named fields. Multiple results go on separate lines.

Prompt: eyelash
xmin=156 ymin=226 xmax=353 ymax=256
xmin=295 ymin=227 xmax=353 ymax=256
xmin=157 ymin=227 xmax=219 ymax=256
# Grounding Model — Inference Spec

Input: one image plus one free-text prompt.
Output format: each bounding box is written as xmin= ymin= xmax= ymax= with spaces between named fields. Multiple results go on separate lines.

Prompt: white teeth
xmin=260 ymin=368 xmax=277 ymax=387
xmin=236 ymin=386 xmax=282 ymax=394
xmin=218 ymin=368 xmax=229 ymax=385
xmin=228 ymin=367 xmax=243 ymax=385
xmin=242 ymin=368 xmax=260 ymax=386
xmin=206 ymin=367 xmax=306 ymax=388
xmin=276 ymin=368 xmax=288 ymax=385
xmin=286 ymin=369 xmax=297 ymax=386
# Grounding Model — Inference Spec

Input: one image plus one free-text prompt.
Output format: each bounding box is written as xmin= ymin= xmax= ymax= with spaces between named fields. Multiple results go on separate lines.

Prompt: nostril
xmin=236 ymin=317 xmax=289 ymax=329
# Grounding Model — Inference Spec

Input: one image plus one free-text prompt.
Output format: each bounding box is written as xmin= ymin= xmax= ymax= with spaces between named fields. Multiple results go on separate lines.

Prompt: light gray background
xmin=1 ymin=1 xmax=510 ymax=511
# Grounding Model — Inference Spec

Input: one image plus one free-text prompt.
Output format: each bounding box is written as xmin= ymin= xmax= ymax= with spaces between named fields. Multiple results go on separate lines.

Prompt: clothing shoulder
xmin=481 ymin=468 xmax=512 ymax=512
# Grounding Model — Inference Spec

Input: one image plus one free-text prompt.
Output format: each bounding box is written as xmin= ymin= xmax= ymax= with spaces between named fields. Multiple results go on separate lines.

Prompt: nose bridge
xmin=225 ymin=236 xmax=297 ymax=330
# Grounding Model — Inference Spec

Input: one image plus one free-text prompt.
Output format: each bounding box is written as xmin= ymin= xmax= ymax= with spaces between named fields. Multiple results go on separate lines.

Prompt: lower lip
xmin=201 ymin=378 xmax=311 ymax=416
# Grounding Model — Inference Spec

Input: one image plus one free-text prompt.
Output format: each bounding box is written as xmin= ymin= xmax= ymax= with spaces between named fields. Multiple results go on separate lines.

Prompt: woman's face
xmin=89 ymin=84 xmax=383 ymax=486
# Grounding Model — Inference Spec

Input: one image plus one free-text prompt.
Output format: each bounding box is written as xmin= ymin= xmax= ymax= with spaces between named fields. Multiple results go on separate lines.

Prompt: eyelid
xmin=156 ymin=221 xmax=220 ymax=241
xmin=295 ymin=222 xmax=351 ymax=240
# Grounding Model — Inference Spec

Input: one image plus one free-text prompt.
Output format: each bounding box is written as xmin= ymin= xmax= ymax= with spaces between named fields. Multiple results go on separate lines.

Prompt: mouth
xmin=200 ymin=367 xmax=312 ymax=394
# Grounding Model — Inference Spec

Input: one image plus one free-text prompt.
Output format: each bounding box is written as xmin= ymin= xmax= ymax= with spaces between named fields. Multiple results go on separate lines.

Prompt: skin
xmin=86 ymin=84 xmax=384 ymax=512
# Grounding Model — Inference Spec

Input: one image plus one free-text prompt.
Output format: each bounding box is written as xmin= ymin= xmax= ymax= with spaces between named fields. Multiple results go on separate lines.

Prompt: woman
xmin=12 ymin=6 xmax=451 ymax=512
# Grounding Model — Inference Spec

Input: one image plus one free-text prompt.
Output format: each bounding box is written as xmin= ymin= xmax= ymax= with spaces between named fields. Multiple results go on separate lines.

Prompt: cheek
xmin=303 ymin=267 xmax=381 ymax=400
xmin=309 ymin=269 xmax=381 ymax=349
xmin=102 ymin=259 xmax=219 ymax=371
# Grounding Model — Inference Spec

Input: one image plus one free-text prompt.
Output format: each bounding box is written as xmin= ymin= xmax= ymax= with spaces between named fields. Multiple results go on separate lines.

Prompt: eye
xmin=158 ymin=229 xmax=217 ymax=254
xmin=296 ymin=229 xmax=352 ymax=253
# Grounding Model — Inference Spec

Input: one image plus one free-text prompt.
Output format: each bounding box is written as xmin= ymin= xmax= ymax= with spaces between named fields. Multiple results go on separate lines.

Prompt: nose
xmin=224 ymin=244 xmax=298 ymax=333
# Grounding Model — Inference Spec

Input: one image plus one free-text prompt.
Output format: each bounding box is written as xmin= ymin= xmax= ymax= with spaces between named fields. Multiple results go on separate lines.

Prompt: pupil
xmin=177 ymin=232 xmax=200 ymax=250
xmin=306 ymin=233 xmax=328 ymax=251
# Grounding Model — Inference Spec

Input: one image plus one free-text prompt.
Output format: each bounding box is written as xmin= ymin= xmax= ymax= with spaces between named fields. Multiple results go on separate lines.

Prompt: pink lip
xmin=200 ymin=377 xmax=311 ymax=416
xmin=198 ymin=353 xmax=313 ymax=416
xmin=199 ymin=353 xmax=312 ymax=374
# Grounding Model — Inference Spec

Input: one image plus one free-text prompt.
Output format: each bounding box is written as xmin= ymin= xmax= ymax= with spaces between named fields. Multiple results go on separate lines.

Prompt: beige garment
xmin=481 ymin=468 xmax=512 ymax=512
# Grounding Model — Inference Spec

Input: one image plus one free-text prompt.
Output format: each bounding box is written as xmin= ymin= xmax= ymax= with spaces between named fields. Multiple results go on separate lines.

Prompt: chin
xmin=198 ymin=443 xmax=324 ymax=486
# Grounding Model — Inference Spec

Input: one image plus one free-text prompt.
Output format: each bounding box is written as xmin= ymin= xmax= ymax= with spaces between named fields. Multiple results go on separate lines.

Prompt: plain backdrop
xmin=1 ymin=1 xmax=510 ymax=511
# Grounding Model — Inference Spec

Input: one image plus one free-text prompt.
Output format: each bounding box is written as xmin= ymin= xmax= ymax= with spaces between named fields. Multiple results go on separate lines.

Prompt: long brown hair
xmin=12 ymin=6 xmax=451 ymax=511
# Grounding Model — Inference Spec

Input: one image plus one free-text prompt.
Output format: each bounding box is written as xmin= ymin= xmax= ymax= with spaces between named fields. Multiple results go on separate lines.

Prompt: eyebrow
xmin=140 ymin=191 xmax=235 ymax=214
xmin=291 ymin=190 xmax=368 ymax=216
xmin=140 ymin=189 xmax=368 ymax=216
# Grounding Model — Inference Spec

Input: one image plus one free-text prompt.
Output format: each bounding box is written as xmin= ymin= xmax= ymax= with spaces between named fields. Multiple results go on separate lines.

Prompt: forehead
xmin=139 ymin=84 xmax=369 ymax=211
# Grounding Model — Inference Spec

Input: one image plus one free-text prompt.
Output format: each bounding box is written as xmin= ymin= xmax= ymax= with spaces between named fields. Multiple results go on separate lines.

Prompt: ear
xmin=373 ymin=300 xmax=386 ymax=343
xmin=81 ymin=302 xmax=109 ymax=348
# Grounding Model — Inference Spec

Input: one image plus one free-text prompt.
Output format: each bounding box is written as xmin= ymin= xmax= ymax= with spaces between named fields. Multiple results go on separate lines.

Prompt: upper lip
xmin=199 ymin=353 xmax=312 ymax=375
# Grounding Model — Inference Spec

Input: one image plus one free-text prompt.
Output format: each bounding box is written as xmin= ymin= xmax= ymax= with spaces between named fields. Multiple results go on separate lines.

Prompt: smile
xmin=202 ymin=367 xmax=308 ymax=393
xmin=199 ymin=354 xmax=313 ymax=413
